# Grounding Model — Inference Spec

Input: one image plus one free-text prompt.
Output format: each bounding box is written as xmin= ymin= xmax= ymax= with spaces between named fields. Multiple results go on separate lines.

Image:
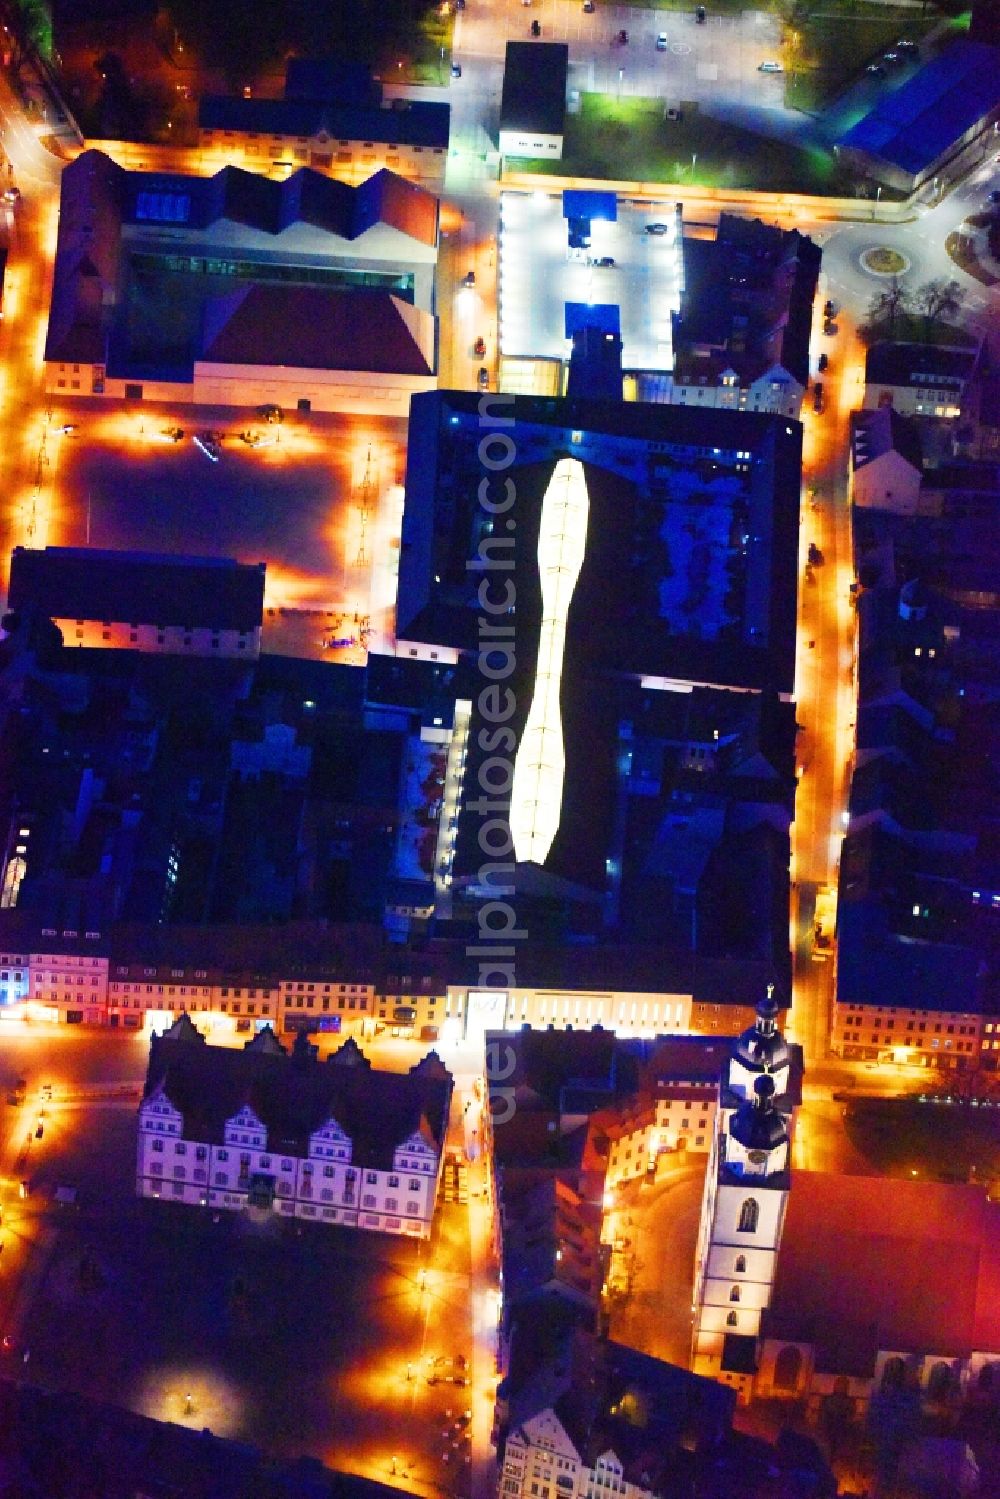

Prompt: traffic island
xmin=859 ymin=246 xmax=909 ymax=276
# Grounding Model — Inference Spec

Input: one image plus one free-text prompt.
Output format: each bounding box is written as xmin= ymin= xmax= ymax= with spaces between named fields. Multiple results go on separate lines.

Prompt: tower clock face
xmin=748 ymin=1149 xmax=768 ymax=1165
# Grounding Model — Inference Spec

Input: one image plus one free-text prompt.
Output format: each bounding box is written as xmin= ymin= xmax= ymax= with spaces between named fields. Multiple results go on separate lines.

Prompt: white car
xmin=758 ymin=60 xmax=783 ymax=73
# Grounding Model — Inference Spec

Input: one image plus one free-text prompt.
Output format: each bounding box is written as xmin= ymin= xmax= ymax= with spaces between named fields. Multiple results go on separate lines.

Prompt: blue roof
xmin=562 ymin=189 xmax=617 ymax=222
xmin=839 ymin=41 xmax=1000 ymax=176
xmin=564 ymin=301 xmax=620 ymax=337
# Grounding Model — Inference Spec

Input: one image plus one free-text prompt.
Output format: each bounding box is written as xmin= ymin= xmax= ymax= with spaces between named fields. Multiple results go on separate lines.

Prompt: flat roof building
xmin=500 ymin=42 xmax=568 ymax=160
xmin=837 ymin=41 xmax=1000 ymax=193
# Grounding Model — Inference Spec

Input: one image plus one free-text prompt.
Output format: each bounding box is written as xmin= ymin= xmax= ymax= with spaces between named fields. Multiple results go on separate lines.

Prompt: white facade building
xmin=692 ymin=988 xmax=799 ymax=1392
xmin=136 ymin=1019 xmax=452 ymax=1238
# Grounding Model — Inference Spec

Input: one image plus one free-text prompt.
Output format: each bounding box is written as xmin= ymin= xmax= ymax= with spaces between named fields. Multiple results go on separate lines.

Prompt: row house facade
xmin=136 ymin=1020 xmax=453 ymax=1238
xmin=831 ymin=997 xmax=986 ymax=1070
xmin=600 ymin=1079 xmax=718 ymax=1192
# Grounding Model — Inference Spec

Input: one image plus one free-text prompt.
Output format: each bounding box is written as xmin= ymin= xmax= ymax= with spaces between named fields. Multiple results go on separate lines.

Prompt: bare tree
xmin=912 ymin=277 xmax=965 ymax=341
xmin=859 ymin=276 xmax=910 ymax=345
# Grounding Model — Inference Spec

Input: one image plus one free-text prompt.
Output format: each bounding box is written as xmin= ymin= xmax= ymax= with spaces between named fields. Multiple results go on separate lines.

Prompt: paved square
xmin=43 ymin=403 xmax=406 ymax=614
xmin=3 ymin=1082 xmax=475 ymax=1495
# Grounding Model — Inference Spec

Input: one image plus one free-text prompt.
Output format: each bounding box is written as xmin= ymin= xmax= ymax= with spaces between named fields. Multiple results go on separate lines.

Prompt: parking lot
xmin=499 ymin=191 xmax=682 ymax=367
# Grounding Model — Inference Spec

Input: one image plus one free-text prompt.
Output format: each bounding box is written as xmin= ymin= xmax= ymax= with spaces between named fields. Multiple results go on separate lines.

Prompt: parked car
xmin=592 ymin=256 xmax=616 ymax=267
xmin=656 ymin=32 xmax=667 ymax=50
xmin=645 ymin=223 xmax=669 ymax=234
xmin=812 ymin=382 xmax=824 ymax=414
xmin=883 ymin=50 xmax=899 ymax=63
xmin=583 ymin=0 xmax=594 ymax=10
xmin=896 ymin=38 xmax=917 ymax=52
xmin=808 ymin=541 xmax=824 ymax=565
xmin=257 ymin=404 xmax=283 ymax=423
xmin=455 ymin=0 xmax=465 ymax=9
xmin=451 ymin=61 xmax=461 ymax=77
xmin=473 ymin=335 xmax=486 ymax=356
xmin=758 ymin=60 xmax=783 ymax=73
xmin=618 ymin=29 xmax=628 ymax=43
xmin=530 ymin=18 xmax=540 ymax=35
xmin=866 ymin=62 xmax=887 ymax=77
xmin=823 ymin=318 xmax=836 ymax=336
xmin=818 ymin=352 xmax=828 ymax=372
xmin=696 ymin=5 xmax=706 ymax=21
xmin=462 ymin=269 xmax=476 ymax=288
xmin=477 ymin=366 xmax=489 ymax=389
xmin=823 ymin=299 xmax=835 ymax=319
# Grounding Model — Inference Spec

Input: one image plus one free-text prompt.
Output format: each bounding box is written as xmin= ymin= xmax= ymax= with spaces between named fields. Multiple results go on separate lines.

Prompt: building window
xmin=735 ymin=1254 xmax=746 ymax=1273
xmin=730 ymin=1285 xmax=741 ymax=1302
xmin=737 ymin=1197 xmax=759 ymax=1233
xmin=726 ymin=1310 xmax=738 ymax=1327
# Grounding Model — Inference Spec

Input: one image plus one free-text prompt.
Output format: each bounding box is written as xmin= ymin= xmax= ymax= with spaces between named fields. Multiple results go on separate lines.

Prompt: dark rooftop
xmin=199 ymin=97 xmax=450 ymax=150
xmin=851 ymin=406 xmax=923 ymax=475
xmin=500 ymin=42 xmax=568 ymax=137
xmin=143 ymin=1023 xmax=453 ymax=1165
xmin=8 ymin=548 xmax=266 ymax=632
xmin=398 ymin=391 xmax=801 ymax=697
xmin=865 ymin=340 xmax=980 ymax=388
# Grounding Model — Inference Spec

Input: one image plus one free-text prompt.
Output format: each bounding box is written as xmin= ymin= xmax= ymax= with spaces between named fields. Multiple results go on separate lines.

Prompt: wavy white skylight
xmin=510 ymin=458 xmax=590 ymax=865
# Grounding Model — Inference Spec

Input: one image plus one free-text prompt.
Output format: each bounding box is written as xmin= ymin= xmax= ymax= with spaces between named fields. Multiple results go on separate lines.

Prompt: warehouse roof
xmin=839 ymin=41 xmax=1000 ymax=177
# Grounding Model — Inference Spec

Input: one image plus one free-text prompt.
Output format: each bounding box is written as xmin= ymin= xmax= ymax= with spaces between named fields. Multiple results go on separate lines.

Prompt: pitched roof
xmin=851 ymin=406 xmax=923 ymax=475
xmin=198 ymin=95 xmax=451 ymax=150
xmin=8 ymin=548 xmax=266 ymax=632
xmin=506 ymin=1329 xmax=734 ymax=1478
xmin=142 ymin=1028 xmax=453 ymax=1166
xmin=765 ymin=1171 xmax=1000 ymax=1364
xmin=673 ymin=217 xmax=821 ymax=390
xmin=865 ymin=341 xmax=980 ymax=388
xmin=199 ymin=285 xmax=435 ymax=375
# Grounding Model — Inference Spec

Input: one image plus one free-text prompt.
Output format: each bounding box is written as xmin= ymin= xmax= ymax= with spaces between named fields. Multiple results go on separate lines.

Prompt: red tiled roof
xmin=199 ymin=285 xmax=435 ymax=375
xmin=767 ymin=1172 xmax=1000 ymax=1360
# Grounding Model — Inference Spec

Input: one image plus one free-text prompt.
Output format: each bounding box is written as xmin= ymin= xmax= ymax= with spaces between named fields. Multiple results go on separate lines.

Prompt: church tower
xmin=691 ymin=986 xmax=799 ymax=1379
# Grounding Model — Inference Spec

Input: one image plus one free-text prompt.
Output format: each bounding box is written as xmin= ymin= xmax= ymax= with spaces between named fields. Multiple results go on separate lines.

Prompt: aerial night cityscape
xmin=0 ymin=0 xmax=998 ymax=1491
